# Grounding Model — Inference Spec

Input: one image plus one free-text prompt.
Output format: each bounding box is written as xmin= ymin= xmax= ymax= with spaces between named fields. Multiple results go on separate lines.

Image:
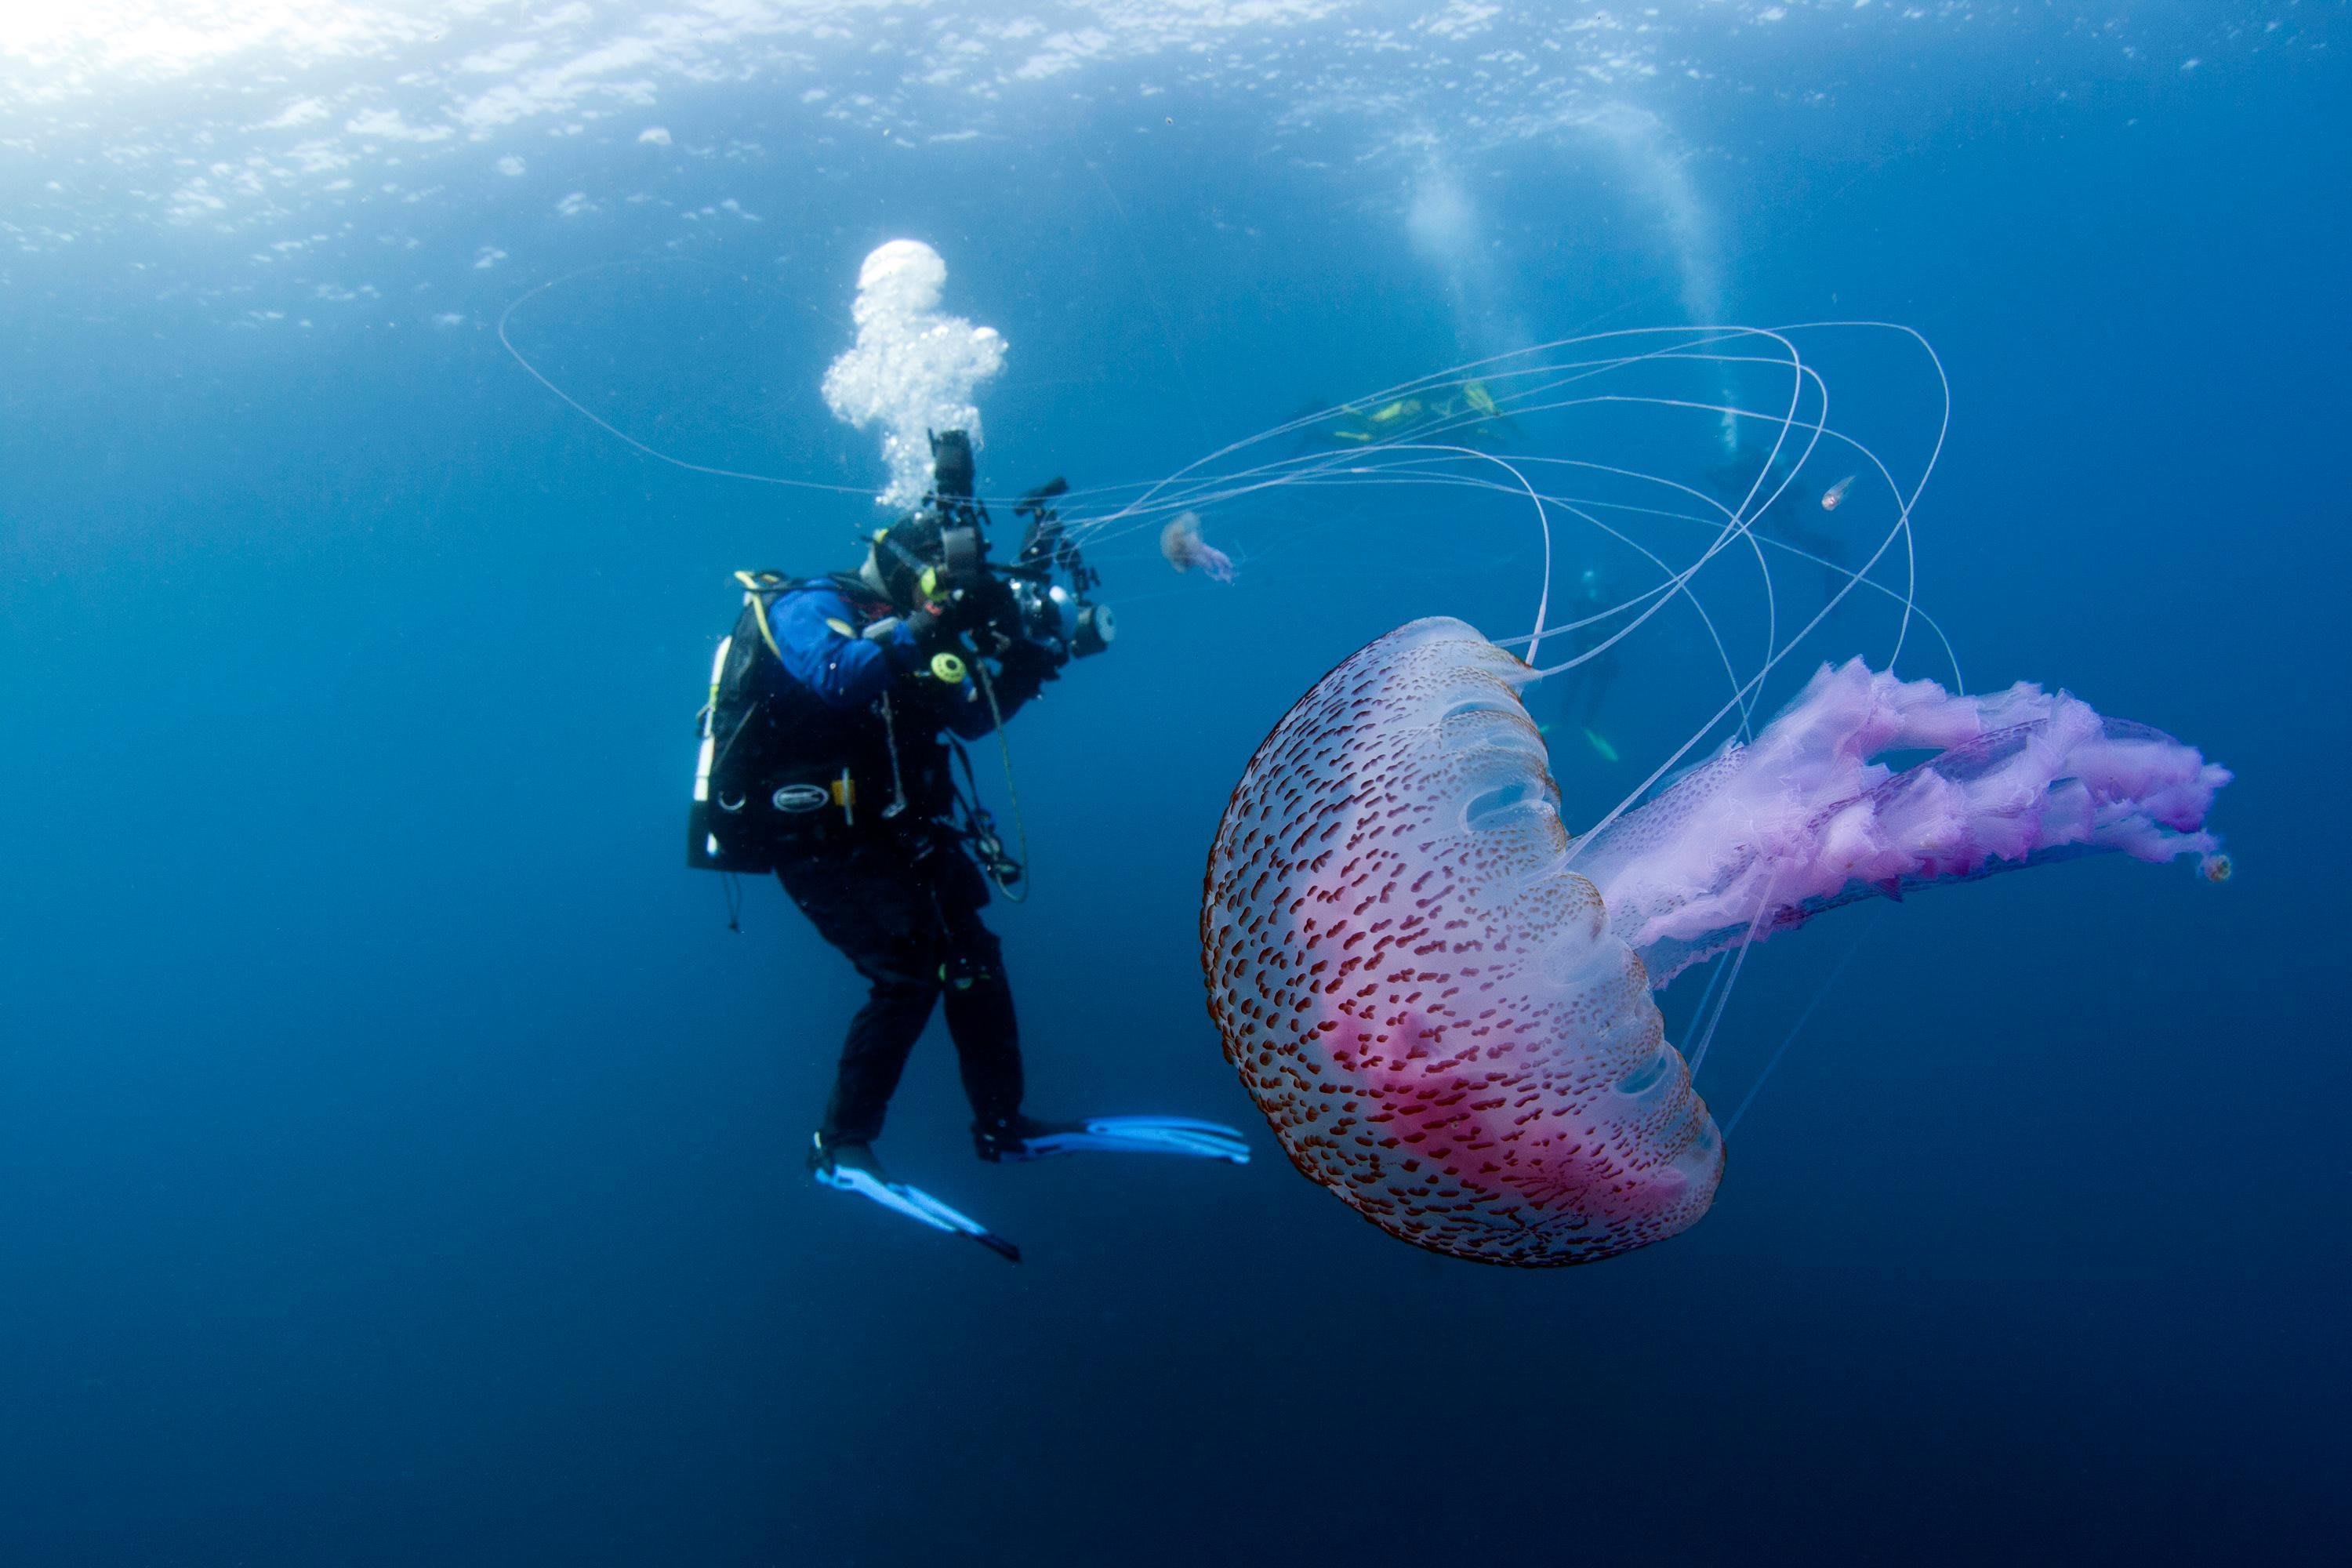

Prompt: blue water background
xmin=3 ymin=22 xmax=2347 ymax=1566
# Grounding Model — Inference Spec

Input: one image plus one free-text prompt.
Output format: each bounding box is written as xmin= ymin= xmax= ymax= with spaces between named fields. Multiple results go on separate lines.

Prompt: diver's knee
xmin=938 ymin=942 xmax=1004 ymax=993
xmin=862 ymin=958 xmax=941 ymax=999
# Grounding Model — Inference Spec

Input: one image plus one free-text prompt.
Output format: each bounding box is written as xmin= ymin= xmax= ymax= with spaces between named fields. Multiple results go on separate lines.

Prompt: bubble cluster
xmin=821 ymin=239 xmax=1007 ymax=510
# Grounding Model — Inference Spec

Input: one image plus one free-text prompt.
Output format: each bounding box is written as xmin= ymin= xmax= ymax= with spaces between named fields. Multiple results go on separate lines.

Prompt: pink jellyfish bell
xmin=1202 ymin=619 xmax=1722 ymax=1265
xmin=1202 ymin=618 xmax=2228 ymax=1267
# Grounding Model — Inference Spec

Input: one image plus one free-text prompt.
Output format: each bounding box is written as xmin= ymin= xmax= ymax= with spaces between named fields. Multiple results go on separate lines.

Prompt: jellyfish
xmin=1820 ymin=473 xmax=1856 ymax=511
xmin=1203 ymin=619 xmax=1722 ymax=1266
xmin=1164 ymin=323 xmax=2229 ymax=1268
xmin=1160 ymin=510 xmax=1236 ymax=582
xmin=1201 ymin=618 xmax=2227 ymax=1266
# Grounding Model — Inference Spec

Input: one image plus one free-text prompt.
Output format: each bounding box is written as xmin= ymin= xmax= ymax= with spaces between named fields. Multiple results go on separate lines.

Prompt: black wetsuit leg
xmin=1579 ymin=652 xmax=1617 ymax=731
xmin=931 ymin=869 xmax=1025 ymax=1134
xmin=775 ymin=833 xmax=1023 ymax=1145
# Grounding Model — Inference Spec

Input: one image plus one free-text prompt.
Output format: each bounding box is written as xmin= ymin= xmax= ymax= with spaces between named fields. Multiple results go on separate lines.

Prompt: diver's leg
xmin=942 ymin=924 xmax=1022 ymax=1130
xmin=824 ymin=968 xmax=940 ymax=1145
xmin=1544 ymin=675 xmax=1571 ymax=731
xmin=776 ymin=844 xmax=942 ymax=1147
xmin=1582 ymin=655 xmax=1618 ymax=729
xmin=926 ymin=851 xmax=1026 ymax=1148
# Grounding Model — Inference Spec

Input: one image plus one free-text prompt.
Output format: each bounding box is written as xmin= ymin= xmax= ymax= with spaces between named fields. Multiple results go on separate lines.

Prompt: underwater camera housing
xmin=921 ymin=430 xmax=1113 ymax=666
xmin=1007 ymin=476 xmax=1113 ymax=660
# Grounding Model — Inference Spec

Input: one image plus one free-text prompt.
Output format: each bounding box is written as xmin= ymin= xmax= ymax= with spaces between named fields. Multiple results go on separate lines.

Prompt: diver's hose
xmin=972 ymin=659 xmax=1033 ymax=905
xmin=879 ymin=691 xmax=909 ymax=818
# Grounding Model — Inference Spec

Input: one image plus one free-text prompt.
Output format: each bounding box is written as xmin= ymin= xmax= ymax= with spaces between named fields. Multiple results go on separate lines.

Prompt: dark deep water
xmin=2 ymin=7 xmax=2346 ymax=1564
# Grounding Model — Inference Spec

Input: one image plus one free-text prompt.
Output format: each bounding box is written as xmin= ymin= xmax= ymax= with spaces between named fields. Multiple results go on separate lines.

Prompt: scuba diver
xmin=1290 ymin=379 xmax=1515 ymax=452
xmin=687 ymin=430 xmax=1247 ymax=1262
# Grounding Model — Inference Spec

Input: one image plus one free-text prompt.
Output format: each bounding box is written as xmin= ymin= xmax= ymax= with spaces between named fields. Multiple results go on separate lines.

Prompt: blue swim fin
xmin=811 ymin=1139 xmax=1021 ymax=1263
xmin=993 ymin=1115 xmax=1250 ymax=1165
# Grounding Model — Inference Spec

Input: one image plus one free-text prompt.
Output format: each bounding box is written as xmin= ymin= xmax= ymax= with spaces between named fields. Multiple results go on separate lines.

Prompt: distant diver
xmin=687 ymin=430 xmax=1247 ymax=1263
xmin=1293 ymin=378 xmax=1515 ymax=450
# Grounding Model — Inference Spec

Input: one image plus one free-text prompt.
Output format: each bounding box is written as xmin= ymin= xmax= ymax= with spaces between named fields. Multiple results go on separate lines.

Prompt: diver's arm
xmin=774 ymin=589 xmax=920 ymax=710
xmin=943 ymin=641 xmax=1058 ymax=739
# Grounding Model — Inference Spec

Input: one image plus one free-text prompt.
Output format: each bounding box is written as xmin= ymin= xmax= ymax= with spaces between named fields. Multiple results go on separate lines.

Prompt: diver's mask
xmin=876 ymin=517 xmax=987 ymax=613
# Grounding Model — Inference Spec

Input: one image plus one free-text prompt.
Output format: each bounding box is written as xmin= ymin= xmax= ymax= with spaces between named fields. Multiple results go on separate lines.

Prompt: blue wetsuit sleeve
xmin=771 ymin=588 xmax=917 ymax=710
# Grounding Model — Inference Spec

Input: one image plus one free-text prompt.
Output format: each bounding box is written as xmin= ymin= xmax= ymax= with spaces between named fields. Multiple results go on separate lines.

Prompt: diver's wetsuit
xmin=779 ymin=824 xmax=1019 ymax=1146
xmin=720 ymin=577 xmax=1051 ymax=1149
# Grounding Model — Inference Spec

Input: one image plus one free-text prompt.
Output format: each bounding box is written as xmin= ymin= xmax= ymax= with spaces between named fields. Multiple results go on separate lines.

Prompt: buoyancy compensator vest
xmin=685 ymin=569 xmax=955 ymax=873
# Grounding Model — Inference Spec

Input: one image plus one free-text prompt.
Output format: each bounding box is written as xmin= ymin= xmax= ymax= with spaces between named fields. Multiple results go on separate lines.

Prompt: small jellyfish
xmin=1160 ymin=510 xmax=1236 ymax=583
xmin=1820 ymin=474 xmax=1856 ymax=511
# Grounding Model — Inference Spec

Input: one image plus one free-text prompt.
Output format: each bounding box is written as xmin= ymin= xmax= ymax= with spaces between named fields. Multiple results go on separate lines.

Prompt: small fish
xmin=1820 ymin=474 xmax=1856 ymax=511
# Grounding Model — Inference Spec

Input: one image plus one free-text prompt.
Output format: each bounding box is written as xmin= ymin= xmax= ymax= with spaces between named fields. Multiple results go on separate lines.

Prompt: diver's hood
xmin=873 ymin=511 xmax=945 ymax=608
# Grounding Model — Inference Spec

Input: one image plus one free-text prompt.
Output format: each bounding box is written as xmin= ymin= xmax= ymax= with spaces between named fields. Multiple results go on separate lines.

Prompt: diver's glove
xmin=955 ymin=575 xmax=1025 ymax=652
xmin=995 ymin=636 xmax=1064 ymax=687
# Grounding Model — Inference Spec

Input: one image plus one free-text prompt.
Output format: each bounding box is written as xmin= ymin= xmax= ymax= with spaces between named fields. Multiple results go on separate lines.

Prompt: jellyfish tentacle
xmin=1683 ymin=869 xmax=1779 ymax=1083
xmin=1722 ymin=912 xmax=1888 ymax=1138
xmin=1573 ymin=662 xmax=2232 ymax=988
